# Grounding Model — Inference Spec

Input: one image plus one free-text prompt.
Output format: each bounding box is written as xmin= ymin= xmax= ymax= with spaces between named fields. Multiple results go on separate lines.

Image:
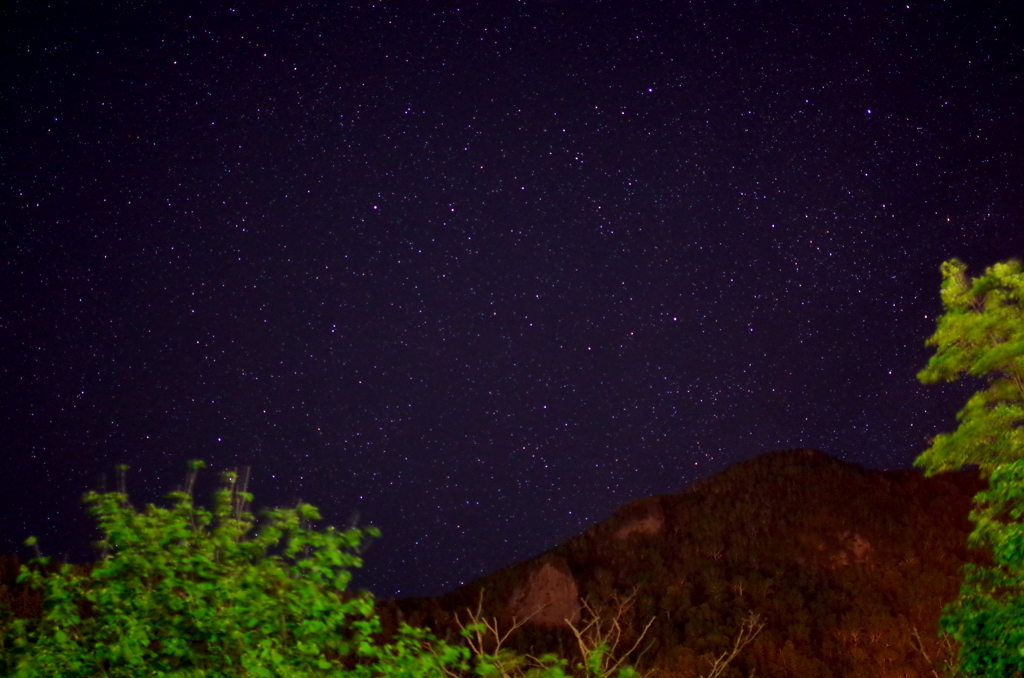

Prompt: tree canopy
xmin=915 ymin=257 xmax=1024 ymax=677
xmin=915 ymin=257 xmax=1024 ymax=475
xmin=2 ymin=462 xmax=444 ymax=677
xmin=1 ymin=462 xmax=643 ymax=678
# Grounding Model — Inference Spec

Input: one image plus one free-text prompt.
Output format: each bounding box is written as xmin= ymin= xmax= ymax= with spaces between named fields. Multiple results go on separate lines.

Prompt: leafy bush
xmin=1 ymin=462 xmax=641 ymax=678
xmin=2 ymin=461 xmax=468 ymax=677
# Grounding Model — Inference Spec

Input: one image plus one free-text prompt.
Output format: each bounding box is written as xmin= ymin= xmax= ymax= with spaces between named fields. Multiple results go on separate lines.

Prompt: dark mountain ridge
xmin=389 ymin=449 xmax=984 ymax=678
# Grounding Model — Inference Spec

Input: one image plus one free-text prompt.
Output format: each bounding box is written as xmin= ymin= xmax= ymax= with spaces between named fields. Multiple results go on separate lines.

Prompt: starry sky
xmin=2 ymin=0 xmax=1023 ymax=598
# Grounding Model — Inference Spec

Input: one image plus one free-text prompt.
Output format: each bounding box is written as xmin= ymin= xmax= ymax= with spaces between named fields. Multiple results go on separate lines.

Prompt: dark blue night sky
xmin=2 ymin=0 xmax=1022 ymax=598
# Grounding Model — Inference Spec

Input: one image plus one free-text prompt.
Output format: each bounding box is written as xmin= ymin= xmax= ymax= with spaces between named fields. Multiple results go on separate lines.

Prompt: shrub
xmin=3 ymin=462 xmax=466 ymax=677
xmin=2 ymin=461 xmax=644 ymax=678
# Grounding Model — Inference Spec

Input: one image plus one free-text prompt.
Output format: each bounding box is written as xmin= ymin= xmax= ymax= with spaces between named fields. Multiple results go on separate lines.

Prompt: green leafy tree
xmin=916 ymin=258 xmax=1024 ymax=677
xmin=2 ymin=461 xmax=469 ymax=678
xmin=1 ymin=462 xmax=641 ymax=678
xmin=945 ymin=462 xmax=1024 ymax=677
xmin=916 ymin=258 xmax=1024 ymax=474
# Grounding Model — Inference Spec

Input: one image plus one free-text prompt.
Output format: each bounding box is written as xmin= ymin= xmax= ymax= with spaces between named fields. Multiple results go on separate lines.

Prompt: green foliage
xmin=1 ymin=462 xmax=641 ymax=678
xmin=2 ymin=463 xmax=470 ymax=677
xmin=915 ymin=258 xmax=1024 ymax=677
xmin=940 ymin=461 xmax=1024 ymax=677
xmin=916 ymin=258 xmax=1024 ymax=475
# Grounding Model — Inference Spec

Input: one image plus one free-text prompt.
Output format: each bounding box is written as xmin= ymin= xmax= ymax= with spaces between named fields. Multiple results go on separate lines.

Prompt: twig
xmin=701 ymin=611 xmax=764 ymax=678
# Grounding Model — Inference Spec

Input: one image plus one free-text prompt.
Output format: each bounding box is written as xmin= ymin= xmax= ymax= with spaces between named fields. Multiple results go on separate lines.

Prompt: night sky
xmin=2 ymin=1 xmax=1023 ymax=599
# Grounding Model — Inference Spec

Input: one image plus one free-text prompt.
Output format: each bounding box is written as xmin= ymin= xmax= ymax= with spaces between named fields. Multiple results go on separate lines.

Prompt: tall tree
xmin=916 ymin=258 xmax=1024 ymax=677
xmin=916 ymin=258 xmax=1024 ymax=475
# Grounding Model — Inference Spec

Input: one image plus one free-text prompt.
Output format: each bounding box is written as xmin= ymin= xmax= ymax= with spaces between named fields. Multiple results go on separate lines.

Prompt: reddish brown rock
xmin=507 ymin=559 xmax=580 ymax=628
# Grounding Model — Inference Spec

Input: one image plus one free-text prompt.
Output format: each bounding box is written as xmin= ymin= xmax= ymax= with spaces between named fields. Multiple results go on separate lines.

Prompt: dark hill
xmin=389 ymin=450 xmax=983 ymax=678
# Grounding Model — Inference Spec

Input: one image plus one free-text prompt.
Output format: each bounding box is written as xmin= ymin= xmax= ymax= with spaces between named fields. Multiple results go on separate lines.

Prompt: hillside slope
xmin=392 ymin=449 xmax=983 ymax=678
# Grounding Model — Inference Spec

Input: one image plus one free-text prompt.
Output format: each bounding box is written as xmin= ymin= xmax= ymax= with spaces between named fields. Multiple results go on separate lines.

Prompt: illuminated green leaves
xmin=4 ymin=463 xmax=642 ymax=678
xmin=5 ymin=465 xmax=417 ymax=677
xmin=916 ymin=258 xmax=1024 ymax=474
xmin=917 ymin=258 xmax=1024 ymax=676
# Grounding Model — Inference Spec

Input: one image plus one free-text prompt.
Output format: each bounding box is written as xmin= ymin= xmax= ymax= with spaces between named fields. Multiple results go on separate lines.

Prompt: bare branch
xmin=910 ymin=626 xmax=958 ymax=678
xmin=565 ymin=592 xmax=655 ymax=678
xmin=454 ymin=590 xmax=545 ymax=678
xmin=701 ymin=611 xmax=764 ymax=678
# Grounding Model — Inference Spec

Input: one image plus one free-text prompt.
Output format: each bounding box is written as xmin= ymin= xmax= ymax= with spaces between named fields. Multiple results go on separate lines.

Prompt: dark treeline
xmin=388 ymin=450 xmax=983 ymax=678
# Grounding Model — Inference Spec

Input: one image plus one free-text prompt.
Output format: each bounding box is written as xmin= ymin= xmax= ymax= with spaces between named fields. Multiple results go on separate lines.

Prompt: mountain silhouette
xmin=389 ymin=449 xmax=984 ymax=678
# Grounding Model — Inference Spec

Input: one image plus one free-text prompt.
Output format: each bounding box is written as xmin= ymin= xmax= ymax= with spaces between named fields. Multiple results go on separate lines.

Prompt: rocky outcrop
xmin=506 ymin=559 xmax=579 ymax=628
xmin=611 ymin=496 xmax=665 ymax=540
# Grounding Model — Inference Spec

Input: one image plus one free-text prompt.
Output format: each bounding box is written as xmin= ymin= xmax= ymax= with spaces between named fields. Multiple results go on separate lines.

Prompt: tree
xmin=2 ymin=462 xmax=642 ymax=678
xmin=915 ymin=258 xmax=1024 ymax=677
xmin=2 ymin=461 xmax=468 ymax=677
xmin=915 ymin=258 xmax=1024 ymax=475
xmin=942 ymin=462 xmax=1024 ymax=677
